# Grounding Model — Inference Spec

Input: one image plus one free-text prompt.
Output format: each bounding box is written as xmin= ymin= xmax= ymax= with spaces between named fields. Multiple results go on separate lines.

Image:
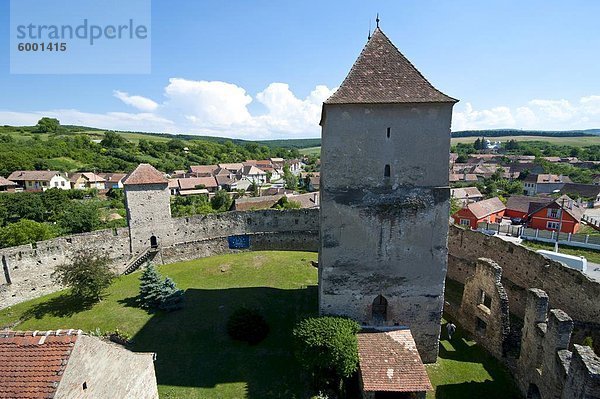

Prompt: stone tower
xmin=123 ymin=163 xmax=174 ymax=254
xmin=318 ymin=27 xmax=458 ymax=363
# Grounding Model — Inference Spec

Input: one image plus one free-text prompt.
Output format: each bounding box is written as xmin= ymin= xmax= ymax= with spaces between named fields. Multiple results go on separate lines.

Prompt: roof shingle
xmin=123 ymin=164 xmax=167 ymax=186
xmin=325 ymin=28 xmax=457 ymax=105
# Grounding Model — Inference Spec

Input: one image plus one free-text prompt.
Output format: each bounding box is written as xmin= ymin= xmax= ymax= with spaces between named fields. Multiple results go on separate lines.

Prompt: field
xmin=0 ymin=251 xmax=519 ymax=399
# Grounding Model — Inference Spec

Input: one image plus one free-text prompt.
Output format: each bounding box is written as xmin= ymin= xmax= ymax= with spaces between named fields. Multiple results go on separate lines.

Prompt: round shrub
xmin=226 ymin=307 xmax=270 ymax=345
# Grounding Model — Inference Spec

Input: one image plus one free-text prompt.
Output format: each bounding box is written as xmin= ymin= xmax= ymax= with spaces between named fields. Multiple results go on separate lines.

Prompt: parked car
xmin=510 ymin=217 xmax=524 ymax=225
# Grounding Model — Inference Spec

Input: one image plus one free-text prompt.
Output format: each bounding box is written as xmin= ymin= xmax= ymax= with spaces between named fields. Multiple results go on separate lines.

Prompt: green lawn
xmin=426 ymin=319 xmax=521 ymax=399
xmin=0 ymin=251 xmax=519 ymax=399
xmin=521 ymin=240 xmax=600 ymax=264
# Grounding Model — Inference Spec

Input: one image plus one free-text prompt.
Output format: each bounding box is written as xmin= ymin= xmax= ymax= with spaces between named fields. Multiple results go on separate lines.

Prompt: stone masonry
xmin=459 ymin=258 xmax=510 ymax=359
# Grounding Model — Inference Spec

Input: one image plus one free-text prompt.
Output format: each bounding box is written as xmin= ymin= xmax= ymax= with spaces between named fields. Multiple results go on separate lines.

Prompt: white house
xmin=8 ymin=170 xmax=70 ymax=191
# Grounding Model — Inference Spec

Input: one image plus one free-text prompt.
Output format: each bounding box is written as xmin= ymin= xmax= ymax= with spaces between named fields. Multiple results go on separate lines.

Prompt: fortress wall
xmin=0 ymin=227 xmax=131 ymax=309
xmin=447 ymin=226 xmax=600 ymax=326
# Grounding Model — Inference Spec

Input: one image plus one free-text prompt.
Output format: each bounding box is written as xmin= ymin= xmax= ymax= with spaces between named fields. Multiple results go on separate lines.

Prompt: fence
xmin=476 ymin=222 xmax=523 ymax=237
xmin=520 ymin=227 xmax=600 ymax=251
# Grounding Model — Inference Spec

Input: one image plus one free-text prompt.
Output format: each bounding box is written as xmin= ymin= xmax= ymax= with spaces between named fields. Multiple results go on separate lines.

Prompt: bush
xmin=139 ymin=264 xmax=184 ymax=312
xmin=52 ymin=252 xmax=115 ymax=301
xmin=0 ymin=219 xmax=58 ymax=248
xmin=226 ymin=307 xmax=270 ymax=345
xmin=293 ymin=316 xmax=360 ymax=392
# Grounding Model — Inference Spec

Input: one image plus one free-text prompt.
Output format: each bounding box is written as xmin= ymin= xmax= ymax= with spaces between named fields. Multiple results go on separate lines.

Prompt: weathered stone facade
xmin=516 ymin=288 xmax=600 ymax=399
xmin=459 ymin=258 xmax=510 ymax=359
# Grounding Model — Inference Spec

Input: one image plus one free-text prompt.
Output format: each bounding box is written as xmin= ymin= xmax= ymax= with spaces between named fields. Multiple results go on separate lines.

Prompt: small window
xmin=384 ymin=164 xmax=391 ymax=178
xmin=476 ymin=317 xmax=487 ymax=333
xmin=386 ymin=127 xmax=391 ymax=138
xmin=479 ymin=289 xmax=492 ymax=309
xmin=547 ymin=208 xmax=561 ymax=218
xmin=547 ymin=221 xmax=560 ymax=230
xmin=460 ymin=219 xmax=470 ymax=226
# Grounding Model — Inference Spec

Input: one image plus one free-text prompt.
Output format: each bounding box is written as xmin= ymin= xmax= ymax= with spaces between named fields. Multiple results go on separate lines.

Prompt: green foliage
xmin=101 ymin=131 xmax=129 ymax=148
xmin=274 ymin=196 xmax=301 ymax=210
xmin=450 ymin=197 xmax=462 ymax=215
xmin=139 ymin=264 xmax=184 ymax=312
xmin=52 ymin=251 xmax=115 ymax=301
xmin=582 ymin=336 xmax=594 ymax=349
xmin=293 ymin=316 xmax=360 ymax=391
xmin=0 ymin=219 xmax=59 ymax=248
xmin=283 ymin=165 xmax=298 ymax=190
xmin=210 ymin=189 xmax=233 ymax=212
xmin=35 ymin=117 xmax=62 ymax=133
xmin=58 ymin=201 xmax=100 ymax=234
xmin=226 ymin=307 xmax=270 ymax=345
xmin=170 ymin=195 xmax=215 ymax=217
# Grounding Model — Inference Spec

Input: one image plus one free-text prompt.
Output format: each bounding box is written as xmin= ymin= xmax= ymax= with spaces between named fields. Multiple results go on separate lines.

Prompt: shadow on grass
xmin=20 ymin=293 xmax=98 ymax=320
xmin=129 ymin=285 xmax=318 ymax=399
xmin=435 ymin=320 xmax=522 ymax=399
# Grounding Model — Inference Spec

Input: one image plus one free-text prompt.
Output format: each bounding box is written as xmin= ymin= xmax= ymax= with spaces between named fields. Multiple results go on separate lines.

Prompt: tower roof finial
xmin=376 ymin=13 xmax=380 ymax=29
xmin=368 ymin=18 xmax=372 ymax=40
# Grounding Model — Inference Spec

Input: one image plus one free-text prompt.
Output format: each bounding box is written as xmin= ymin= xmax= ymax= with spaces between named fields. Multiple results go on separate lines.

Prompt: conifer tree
xmin=158 ymin=277 xmax=184 ymax=312
xmin=139 ymin=263 xmax=163 ymax=309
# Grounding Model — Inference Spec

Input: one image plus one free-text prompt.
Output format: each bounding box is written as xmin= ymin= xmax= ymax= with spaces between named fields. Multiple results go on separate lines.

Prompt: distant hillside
xmin=451 ymin=129 xmax=600 ymax=138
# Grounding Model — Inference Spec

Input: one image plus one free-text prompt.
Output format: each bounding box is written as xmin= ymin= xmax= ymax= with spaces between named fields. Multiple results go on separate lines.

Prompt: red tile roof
xmin=0 ymin=176 xmax=17 ymax=187
xmin=123 ymin=164 xmax=168 ymax=186
xmin=0 ymin=330 xmax=80 ymax=399
xmin=466 ymin=197 xmax=506 ymax=219
xmin=7 ymin=171 xmax=63 ymax=182
xmin=357 ymin=329 xmax=432 ymax=392
xmin=178 ymin=177 xmax=218 ymax=190
xmin=325 ymin=28 xmax=457 ymax=105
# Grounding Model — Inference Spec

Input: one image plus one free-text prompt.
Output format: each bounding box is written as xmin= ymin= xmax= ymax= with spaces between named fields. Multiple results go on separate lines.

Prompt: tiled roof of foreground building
xmin=123 ymin=163 xmax=168 ymax=185
xmin=357 ymin=328 xmax=432 ymax=393
xmin=0 ymin=330 xmax=80 ymax=399
xmin=325 ymin=28 xmax=457 ymax=105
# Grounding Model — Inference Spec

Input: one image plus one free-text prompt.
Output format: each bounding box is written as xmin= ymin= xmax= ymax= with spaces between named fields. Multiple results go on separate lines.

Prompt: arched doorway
xmin=372 ymin=295 xmax=388 ymax=325
xmin=150 ymin=235 xmax=158 ymax=249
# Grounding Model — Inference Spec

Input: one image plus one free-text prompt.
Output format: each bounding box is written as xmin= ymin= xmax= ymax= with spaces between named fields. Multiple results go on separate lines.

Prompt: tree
xmin=450 ymin=197 xmax=462 ymax=216
xmin=139 ymin=264 xmax=163 ymax=309
xmin=101 ymin=131 xmax=128 ymax=148
xmin=35 ymin=117 xmax=61 ymax=133
xmin=293 ymin=316 xmax=361 ymax=393
xmin=0 ymin=219 xmax=58 ymax=248
xmin=57 ymin=201 xmax=99 ymax=233
xmin=211 ymin=189 xmax=232 ymax=212
xmin=52 ymin=252 xmax=115 ymax=301
xmin=283 ymin=165 xmax=298 ymax=190
xmin=158 ymin=277 xmax=184 ymax=311
xmin=274 ymin=196 xmax=301 ymax=210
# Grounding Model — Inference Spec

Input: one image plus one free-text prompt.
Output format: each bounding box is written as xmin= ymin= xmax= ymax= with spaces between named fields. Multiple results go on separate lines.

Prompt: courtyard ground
xmin=0 ymin=251 xmax=520 ymax=398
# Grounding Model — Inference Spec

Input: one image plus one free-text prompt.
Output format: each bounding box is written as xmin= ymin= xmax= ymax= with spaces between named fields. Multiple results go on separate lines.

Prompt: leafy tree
xmin=52 ymin=251 xmax=115 ymax=301
xmin=293 ymin=316 xmax=361 ymax=393
xmin=101 ymin=131 xmax=129 ymax=149
xmin=211 ymin=189 xmax=232 ymax=212
xmin=283 ymin=165 xmax=298 ymax=190
xmin=139 ymin=264 xmax=164 ymax=309
xmin=0 ymin=219 xmax=58 ymax=248
xmin=450 ymin=197 xmax=462 ymax=216
xmin=35 ymin=117 xmax=61 ymax=133
xmin=158 ymin=277 xmax=184 ymax=312
xmin=274 ymin=196 xmax=301 ymax=210
xmin=57 ymin=201 xmax=99 ymax=233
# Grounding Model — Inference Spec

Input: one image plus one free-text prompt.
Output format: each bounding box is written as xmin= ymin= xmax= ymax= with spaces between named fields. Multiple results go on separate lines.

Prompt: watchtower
xmin=318 ymin=27 xmax=458 ymax=363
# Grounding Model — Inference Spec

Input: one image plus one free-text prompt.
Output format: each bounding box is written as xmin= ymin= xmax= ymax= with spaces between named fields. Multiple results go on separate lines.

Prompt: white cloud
xmin=113 ymin=90 xmax=159 ymax=112
xmin=452 ymin=96 xmax=600 ymax=131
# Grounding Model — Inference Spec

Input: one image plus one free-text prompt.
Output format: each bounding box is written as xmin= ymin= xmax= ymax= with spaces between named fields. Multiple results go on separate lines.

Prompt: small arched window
xmin=372 ymin=295 xmax=388 ymax=324
xmin=384 ymin=164 xmax=391 ymax=177
xmin=386 ymin=127 xmax=391 ymax=138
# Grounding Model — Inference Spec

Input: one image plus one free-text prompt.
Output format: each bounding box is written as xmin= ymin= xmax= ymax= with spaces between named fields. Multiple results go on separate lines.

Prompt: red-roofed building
xmin=452 ymin=197 xmax=506 ymax=229
xmin=526 ymin=195 xmax=585 ymax=234
xmin=0 ymin=330 xmax=158 ymax=399
xmin=357 ymin=328 xmax=432 ymax=399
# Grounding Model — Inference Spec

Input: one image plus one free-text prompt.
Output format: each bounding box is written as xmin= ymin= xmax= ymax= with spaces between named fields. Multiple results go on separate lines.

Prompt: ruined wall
xmin=448 ymin=226 xmax=600 ymax=326
xmin=459 ymin=258 xmax=510 ymax=359
xmin=0 ymin=228 xmax=131 ymax=309
xmin=319 ymin=103 xmax=453 ymax=364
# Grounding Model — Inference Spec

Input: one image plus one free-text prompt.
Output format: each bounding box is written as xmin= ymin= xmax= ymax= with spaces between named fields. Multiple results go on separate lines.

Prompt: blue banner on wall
xmin=228 ymin=235 xmax=250 ymax=249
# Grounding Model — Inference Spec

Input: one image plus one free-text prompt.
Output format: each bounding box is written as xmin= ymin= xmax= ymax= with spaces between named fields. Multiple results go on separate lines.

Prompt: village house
xmin=523 ymin=174 xmax=571 ymax=196
xmin=69 ymin=172 xmax=106 ymax=190
xmin=559 ymin=183 xmax=600 ymax=208
xmin=526 ymin=195 xmax=584 ymax=234
xmin=450 ymin=187 xmax=483 ymax=206
xmin=287 ymin=159 xmax=305 ymax=175
xmin=452 ymin=197 xmax=506 ymax=229
xmin=188 ymin=164 xmax=218 ymax=177
xmin=175 ymin=176 xmax=218 ymax=196
xmin=7 ymin=170 xmax=70 ymax=191
xmin=449 ymin=173 xmax=478 ymax=183
xmin=101 ymin=173 xmax=127 ymax=189
xmin=505 ymin=195 xmax=553 ymax=220
xmin=218 ymin=163 xmax=245 ymax=175
xmin=0 ymin=176 xmax=17 ymax=192
xmin=0 ymin=330 xmax=158 ymax=399
xmin=242 ymin=165 xmax=268 ymax=184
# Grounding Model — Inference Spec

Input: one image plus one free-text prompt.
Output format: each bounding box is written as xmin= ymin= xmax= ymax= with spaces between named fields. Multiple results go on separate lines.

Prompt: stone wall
xmin=0 ymin=209 xmax=319 ymax=310
xmin=459 ymin=258 xmax=510 ymax=359
xmin=448 ymin=225 xmax=600 ymax=327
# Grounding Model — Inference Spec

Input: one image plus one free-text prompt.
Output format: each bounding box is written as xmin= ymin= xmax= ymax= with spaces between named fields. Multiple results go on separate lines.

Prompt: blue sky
xmin=1 ymin=0 xmax=600 ymax=138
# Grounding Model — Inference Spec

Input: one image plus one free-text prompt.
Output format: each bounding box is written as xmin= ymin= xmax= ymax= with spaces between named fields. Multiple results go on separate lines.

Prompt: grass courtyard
xmin=0 ymin=251 xmax=520 ymax=398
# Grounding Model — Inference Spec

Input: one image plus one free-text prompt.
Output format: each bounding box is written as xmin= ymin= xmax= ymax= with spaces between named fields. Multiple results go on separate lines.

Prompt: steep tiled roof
xmin=506 ymin=195 xmax=552 ymax=214
xmin=7 ymin=171 xmax=62 ymax=182
xmin=528 ymin=195 xmax=585 ymax=222
xmin=325 ymin=28 xmax=457 ymax=105
xmin=467 ymin=197 xmax=506 ymax=219
xmin=123 ymin=164 xmax=167 ymax=186
xmin=357 ymin=329 xmax=432 ymax=392
xmin=0 ymin=330 xmax=80 ymax=399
